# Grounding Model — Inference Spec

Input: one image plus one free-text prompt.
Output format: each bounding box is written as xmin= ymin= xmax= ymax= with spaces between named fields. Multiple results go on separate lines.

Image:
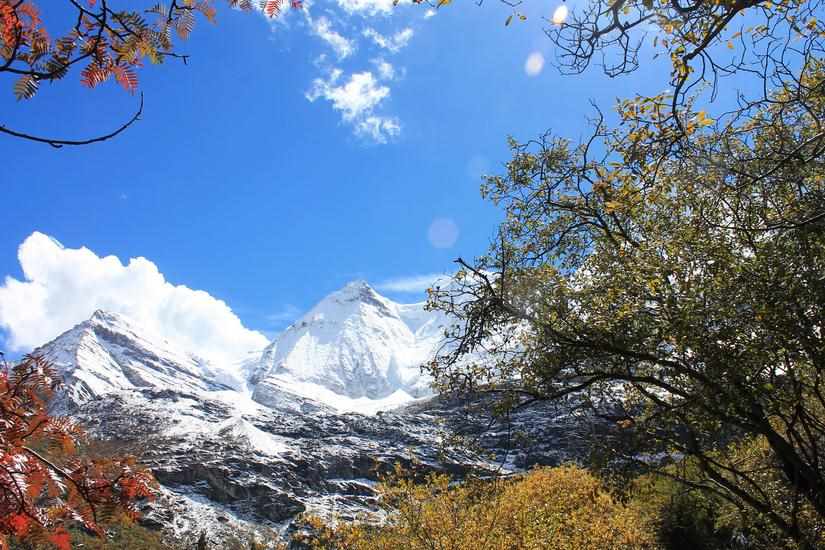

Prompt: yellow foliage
xmin=297 ymin=465 xmax=658 ymax=550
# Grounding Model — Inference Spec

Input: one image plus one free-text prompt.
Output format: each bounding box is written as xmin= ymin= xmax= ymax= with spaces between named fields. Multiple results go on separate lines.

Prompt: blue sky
xmin=0 ymin=0 xmax=666 ymax=356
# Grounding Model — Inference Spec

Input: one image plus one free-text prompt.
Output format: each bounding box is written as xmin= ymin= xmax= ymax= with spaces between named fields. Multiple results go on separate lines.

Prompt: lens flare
xmin=427 ymin=218 xmax=459 ymax=249
xmin=524 ymin=52 xmax=545 ymax=76
xmin=552 ymin=4 xmax=569 ymax=25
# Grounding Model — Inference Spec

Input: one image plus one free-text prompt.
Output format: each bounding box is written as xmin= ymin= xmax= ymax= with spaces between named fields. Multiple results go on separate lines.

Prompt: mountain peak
xmin=310 ymin=280 xmax=390 ymax=315
xmin=251 ymin=279 xmax=440 ymax=406
xmin=84 ymin=310 xmax=149 ymax=341
xmin=337 ymin=279 xmax=379 ymax=301
xmin=33 ymin=310 xmax=231 ymax=406
xmin=88 ymin=309 xmax=128 ymax=326
xmin=343 ymin=279 xmax=371 ymax=291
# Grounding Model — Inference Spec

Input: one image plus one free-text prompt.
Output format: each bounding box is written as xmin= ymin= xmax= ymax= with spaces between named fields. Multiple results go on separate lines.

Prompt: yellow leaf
xmin=696 ymin=111 xmax=714 ymax=127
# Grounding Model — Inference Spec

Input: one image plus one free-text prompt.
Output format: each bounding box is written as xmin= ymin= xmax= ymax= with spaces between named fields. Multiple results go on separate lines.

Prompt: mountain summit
xmin=250 ymin=280 xmax=445 ymax=412
xmin=33 ymin=309 xmax=233 ymax=407
xmin=31 ymin=281 xmax=448 ymax=414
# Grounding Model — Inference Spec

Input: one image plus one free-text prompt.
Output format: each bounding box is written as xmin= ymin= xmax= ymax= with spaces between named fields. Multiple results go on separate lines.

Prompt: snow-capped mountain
xmin=250 ymin=280 xmax=448 ymax=412
xmin=33 ymin=309 xmax=235 ymax=407
xmin=22 ymin=280 xmax=600 ymax=545
xmin=32 ymin=281 xmax=449 ymax=414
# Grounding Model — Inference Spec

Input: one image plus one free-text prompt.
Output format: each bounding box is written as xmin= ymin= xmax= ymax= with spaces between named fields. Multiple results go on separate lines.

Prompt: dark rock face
xmin=72 ymin=387 xmax=603 ymax=541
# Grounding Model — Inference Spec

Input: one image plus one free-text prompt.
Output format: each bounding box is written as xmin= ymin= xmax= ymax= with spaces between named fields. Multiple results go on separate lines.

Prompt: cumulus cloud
xmin=0 ymin=232 xmax=269 ymax=364
xmin=311 ymin=16 xmax=355 ymax=59
xmin=376 ymin=273 xmax=451 ymax=294
xmin=306 ymin=69 xmax=400 ymax=142
xmin=363 ymin=27 xmax=414 ymax=54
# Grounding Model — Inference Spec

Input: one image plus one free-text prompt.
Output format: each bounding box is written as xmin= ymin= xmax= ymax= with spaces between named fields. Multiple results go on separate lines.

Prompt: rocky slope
xmin=72 ymin=385 xmax=599 ymax=544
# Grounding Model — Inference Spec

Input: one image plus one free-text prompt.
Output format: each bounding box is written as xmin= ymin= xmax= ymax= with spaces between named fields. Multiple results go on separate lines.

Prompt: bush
xmin=8 ymin=518 xmax=171 ymax=550
xmin=296 ymin=464 xmax=658 ymax=550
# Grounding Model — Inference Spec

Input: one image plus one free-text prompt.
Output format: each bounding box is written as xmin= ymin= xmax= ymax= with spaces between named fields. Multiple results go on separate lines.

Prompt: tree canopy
xmin=426 ymin=1 xmax=825 ymax=547
xmin=296 ymin=465 xmax=657 ymax=550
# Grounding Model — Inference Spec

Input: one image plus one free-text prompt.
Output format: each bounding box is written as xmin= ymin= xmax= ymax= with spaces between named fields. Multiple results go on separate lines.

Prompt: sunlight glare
xmin=552 ymin=4 xmax=569 ymax=25
xmin=428 ymin=218 xmax=459 ymax=249
xmin=524 ymin=52 xmax=545 ymax=76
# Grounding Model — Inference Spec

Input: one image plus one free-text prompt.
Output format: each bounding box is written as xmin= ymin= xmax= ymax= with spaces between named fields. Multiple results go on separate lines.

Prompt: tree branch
xmin=0 ymin=92 xmax=143 ymax=148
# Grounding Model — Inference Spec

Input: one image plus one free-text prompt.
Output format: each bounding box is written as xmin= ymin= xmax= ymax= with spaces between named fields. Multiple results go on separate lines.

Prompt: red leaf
xmin=48 ymin=530 xmax=71 ymax=550
xmin=113 ymin=64 xmax=138 ymax=93
xmin=80 ymin=63 xmax=108 ymax=88
xmin=7 ymin=514 xmax=30 ymax=537
xmin=261 ymin=0 xmax=282 ymax=17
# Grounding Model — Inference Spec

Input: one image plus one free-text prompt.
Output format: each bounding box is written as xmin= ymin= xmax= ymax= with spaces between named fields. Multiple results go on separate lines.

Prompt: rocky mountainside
xmin=30 ymin=282 xmax=600 ymax=545
xmin=71 ymin=385 xmax=597 ymax=544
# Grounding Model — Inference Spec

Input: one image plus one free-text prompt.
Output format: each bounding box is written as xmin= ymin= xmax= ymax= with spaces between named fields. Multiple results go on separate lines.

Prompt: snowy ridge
xmin=32 ymin=280 xmax=449 ymax=414
xmin=26 ymin=281 xmax=597 ymax=543
xmin=33 ymin=310 xmax=234 ymax=406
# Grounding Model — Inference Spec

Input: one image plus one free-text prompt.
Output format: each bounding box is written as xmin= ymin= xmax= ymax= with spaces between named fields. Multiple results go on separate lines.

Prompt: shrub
xmin=296 ymin=464 xmax=658 ymax=550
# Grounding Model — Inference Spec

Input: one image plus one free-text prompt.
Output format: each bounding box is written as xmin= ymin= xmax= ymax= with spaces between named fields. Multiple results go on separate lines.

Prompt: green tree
xmin=426 ymin=1 xmax=825 ymax=545
xmin=426 ymin=53 xmax=825 ymax=546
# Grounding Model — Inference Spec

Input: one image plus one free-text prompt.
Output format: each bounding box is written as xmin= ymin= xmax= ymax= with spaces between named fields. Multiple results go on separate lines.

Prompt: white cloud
xmin=372 ymin=57 xmax=395 ymax=80
xmin=363 ymin=27 xmax=414 ymax=54
xmin=336 ymin=0 xmax=408 ymax=16
xmin=424 ymin=8 xmax=437 ymax=17
xmin=355 ymin=115 xmax=401 ymax=141
xmin=0 ymin=232 xmax=269 ymax=364
xmin=376 ymin=273 xmax=451 ymax=294
xmin=306 ymin=69 xmax=400 ymax=142
xmin=307 ymin=70 xmax=386 ymax=120
xmin=311 ymin=16 xmax=355 ymax=59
